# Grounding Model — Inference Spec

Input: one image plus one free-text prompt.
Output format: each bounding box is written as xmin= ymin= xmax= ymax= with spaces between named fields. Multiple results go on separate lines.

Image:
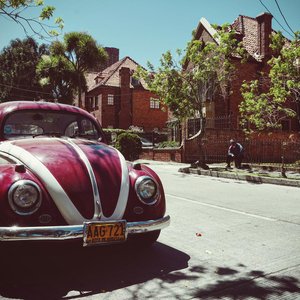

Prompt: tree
xmin=239 ymin=31 xmax=300 ymax=133
xmin=136 ymin=25 xmax=243 ymax=167
xmin=0 ymin=0 xmax=63 ymax=39
xmin=39 ymin=32 xmax=107 ymax=107
xmin=37 ymin=53 xmax=77 ymax=104
xmin=0 ymin=37 xmax=49 ymax=102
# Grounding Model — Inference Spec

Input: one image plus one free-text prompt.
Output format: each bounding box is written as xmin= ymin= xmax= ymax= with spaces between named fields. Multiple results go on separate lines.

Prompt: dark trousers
xmin=226 ymin=154 xmax=243 ymax=168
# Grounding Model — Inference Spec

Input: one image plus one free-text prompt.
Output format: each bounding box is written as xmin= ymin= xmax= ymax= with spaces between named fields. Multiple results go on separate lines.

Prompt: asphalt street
xmin=0 ymin=161 xmax=299 ymax=300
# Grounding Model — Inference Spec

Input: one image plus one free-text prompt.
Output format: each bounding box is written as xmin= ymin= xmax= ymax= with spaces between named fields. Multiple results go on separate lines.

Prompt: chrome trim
xmin=63 ymin=138 xmax=102 ymax=219
xmin=8 ymin=180 xmax=42 ymax=215
xmin=0 ymin=215 xmax=170 ymax=242
xmin=135 ymin=176 xmax=160 ymax=205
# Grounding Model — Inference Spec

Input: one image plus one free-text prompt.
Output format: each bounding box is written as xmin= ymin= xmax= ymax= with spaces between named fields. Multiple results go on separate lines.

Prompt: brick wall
xmin=140 ymin=148 xmax=182 ymax=162
xmin=229 ymin=59 xmax=261 ymax=128
xmin=119 ymin=67 xmax=132 ymax=129
xmin=132 ymin=89 xmax=168 ymax=131
xmin=88 ymin=86 xmax=119 ymax=128
xmin=183 ymin=129 xmax=300 ymax=163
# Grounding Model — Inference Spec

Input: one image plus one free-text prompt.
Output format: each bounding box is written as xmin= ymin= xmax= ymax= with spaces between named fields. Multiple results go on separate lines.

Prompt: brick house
xmin=185 ymin=13 xmax=298 ymax=136
xmin=83 ymin=55 xmax=168 ymax=132
xmin=182 ymin=13 xmax=300 ymax=163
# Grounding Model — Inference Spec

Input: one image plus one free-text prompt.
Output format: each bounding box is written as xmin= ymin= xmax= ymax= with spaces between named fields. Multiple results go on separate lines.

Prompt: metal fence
xmin=187 ymin=116 xmax=234 ymax=137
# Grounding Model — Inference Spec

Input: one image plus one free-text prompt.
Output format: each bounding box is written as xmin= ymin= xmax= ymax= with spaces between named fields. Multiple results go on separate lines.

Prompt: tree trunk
xmin=188 ymin=117 xmax=209 ymax=169
xmin=78 ymin=73 xmax=82 ymax=108
xmin=78 ymin=85 xmax=82 ymax=108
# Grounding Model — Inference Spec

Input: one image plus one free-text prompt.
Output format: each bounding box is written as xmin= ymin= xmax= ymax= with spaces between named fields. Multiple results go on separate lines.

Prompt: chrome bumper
xmin=0 ymin=215 xmax=170 ymax=242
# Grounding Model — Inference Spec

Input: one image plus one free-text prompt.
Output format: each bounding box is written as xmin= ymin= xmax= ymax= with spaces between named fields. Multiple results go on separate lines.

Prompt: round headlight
xmin=135 ymin=176 xmax=159 ymax=205
xmin=8 ymin=180 xmax=42 ymax=215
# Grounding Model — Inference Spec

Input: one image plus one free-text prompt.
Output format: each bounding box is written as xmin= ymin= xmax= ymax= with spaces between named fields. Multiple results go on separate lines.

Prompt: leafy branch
xmin=0 ymin=0 xmax=64 ymax=40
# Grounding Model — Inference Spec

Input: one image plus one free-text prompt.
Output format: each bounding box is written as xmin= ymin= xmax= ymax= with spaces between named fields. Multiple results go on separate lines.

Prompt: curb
xmin=178 ymin=167 xmax=300 ymax=188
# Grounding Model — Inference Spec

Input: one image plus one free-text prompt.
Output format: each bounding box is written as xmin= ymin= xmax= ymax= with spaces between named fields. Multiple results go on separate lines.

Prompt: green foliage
xmin=135 ymin=23 xmax=244 ymax=166
xmin=38 ymin=32 xmax=108 ymax=105
xmin=0 ymin=37 xmax=49 ymax=101
xmin=136 ymin=24 xmax=242 ymax=129
xmin=0 ymin=0 xmax=63 ymax=39
xmin=158 ymin=141 xmax=179 ymax=148
xmin=115 ymin=132 xmax=142 ymax=161
xmin=37 ymin=54 xmax=77 ymax=104
xmin=240 ymin=31 xmax=300 ymax=133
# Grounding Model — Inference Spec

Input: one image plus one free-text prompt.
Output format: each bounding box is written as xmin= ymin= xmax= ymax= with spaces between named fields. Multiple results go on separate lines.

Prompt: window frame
xmin=107 ymin=94 xmax=114 ymax=106
xmin=150 ymin=97 xmax=160 ymax=109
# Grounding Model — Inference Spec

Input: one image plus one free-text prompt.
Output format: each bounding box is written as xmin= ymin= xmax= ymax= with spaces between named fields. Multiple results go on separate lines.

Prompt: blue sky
xmin=0 ymin=0 xmax=299 ymax=68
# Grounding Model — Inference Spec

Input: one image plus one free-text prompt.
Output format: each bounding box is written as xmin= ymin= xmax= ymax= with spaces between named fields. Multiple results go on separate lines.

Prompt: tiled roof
xmin=87 ymin=56 xmax=143 ymax=92
xmin=232 ymin=15 xmax=261 ymax=60
xmin=85 ymin=71 xmax=98 ymax=89
xmin=197 ymin=13 xmax=284 ymax=62
xmin=230 ymin=14 xmax=290 ymax=62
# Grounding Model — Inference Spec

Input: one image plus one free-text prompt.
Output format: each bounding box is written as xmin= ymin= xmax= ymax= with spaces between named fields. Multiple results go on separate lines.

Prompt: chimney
xmin=256 ymin=12 xmax=273 ymax=58
xmin=100 ymin=47 xmax=119 ymax=70
xmin=118 ymin=67 xmax=132 ymax=129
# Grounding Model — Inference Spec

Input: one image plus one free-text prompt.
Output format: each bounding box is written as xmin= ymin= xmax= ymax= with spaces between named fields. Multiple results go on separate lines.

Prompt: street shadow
xmin=190 ymin=265 xmax=300 ymax=299
xmin=1 ymin=243 xmax=299 ymax=299
xmin=0 ymin=241 xmax=190 ymax=299
xmin=118 ymin=263 xmax=300 ymax=299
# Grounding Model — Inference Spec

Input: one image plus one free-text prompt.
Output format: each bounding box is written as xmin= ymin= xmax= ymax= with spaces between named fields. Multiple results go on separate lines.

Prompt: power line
xmin=274 ymin=0 xmax=295 ymax=36
xmin=258 ymin=0 xmax=294 ymax=38
xmin=0 ymin=82 xmax=160 ymax=100
xmin=0 ymin=83 xmax=52 ymax=95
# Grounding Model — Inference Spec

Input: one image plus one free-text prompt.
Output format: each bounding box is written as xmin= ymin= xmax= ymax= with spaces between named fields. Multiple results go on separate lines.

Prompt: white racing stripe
xmin=62 ymin=139 xmax=102 ymax=219
xmin=62 ymin=139 xmax=130 ymax=220
xmin=0 ymin=140 xmax=130 ymax=224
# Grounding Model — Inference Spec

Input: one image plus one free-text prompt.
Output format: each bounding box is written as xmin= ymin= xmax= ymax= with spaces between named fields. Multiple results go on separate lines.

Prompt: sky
xmin=0 ymin=0 xmax=299 ymax=68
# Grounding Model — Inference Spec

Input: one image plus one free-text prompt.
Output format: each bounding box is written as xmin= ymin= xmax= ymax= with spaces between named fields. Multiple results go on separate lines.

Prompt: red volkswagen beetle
xmin=0 ymin=101 xmax=170 ymax=247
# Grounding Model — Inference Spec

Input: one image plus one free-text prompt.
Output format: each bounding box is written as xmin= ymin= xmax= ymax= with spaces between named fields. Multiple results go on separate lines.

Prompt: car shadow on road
xmin=0 ymin=241 xmax=190 ymax=299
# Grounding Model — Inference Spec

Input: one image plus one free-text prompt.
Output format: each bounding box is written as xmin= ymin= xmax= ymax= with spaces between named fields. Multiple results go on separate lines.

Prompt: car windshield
xmin=3 ymin=110 xmax=102 ymax=141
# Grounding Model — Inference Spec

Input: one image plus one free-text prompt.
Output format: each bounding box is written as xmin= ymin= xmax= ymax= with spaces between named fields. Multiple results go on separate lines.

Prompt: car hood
xmin=0 ymin=138 xmax=129 ymax=225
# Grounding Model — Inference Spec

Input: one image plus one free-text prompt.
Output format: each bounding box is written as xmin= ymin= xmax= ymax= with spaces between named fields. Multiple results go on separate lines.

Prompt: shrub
xmin=115 ymin=132 xmax=142 ymax=161
xmin=158 ymin=141 xmax=180 ymax=148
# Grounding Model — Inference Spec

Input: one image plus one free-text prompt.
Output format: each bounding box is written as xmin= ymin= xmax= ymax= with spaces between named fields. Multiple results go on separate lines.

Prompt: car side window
xmin=65 ymin=121 xmax=78 ymax=137
xmin=65 ymin=119 xmax=99 ymax=140
xmin=80 ymin=119 xmax=98 ymax=138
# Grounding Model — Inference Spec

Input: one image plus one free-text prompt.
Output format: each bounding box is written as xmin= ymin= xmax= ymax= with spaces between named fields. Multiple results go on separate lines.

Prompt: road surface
xmin=0 ymin=161 xmax=299 ymax=299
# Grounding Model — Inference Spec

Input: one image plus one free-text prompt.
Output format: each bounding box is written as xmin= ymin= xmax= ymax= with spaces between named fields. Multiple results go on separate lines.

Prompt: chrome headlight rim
xmin=8 ymin=180 xmax=42 ymax=215
xmin=135 ymin=176 xmax=160 ymax=206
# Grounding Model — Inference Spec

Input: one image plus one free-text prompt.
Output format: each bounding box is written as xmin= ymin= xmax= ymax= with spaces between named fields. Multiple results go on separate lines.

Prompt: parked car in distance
xmin=0 ymin=101 xmax=170 ymax=247
xmin=140 ymin=137 xmax=154 ymax=148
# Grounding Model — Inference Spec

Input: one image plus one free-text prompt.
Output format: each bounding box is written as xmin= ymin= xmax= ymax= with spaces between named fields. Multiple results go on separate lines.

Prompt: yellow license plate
xmin=83 ymin=220 xmax=127 ymax=246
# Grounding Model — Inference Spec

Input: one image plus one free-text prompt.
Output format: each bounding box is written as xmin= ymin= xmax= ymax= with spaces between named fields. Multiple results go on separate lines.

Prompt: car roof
xmin=0 ymin=101 xmax=95 ymax=120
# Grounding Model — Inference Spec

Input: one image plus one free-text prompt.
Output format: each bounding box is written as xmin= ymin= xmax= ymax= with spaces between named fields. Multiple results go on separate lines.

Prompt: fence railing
xmin=186 ymin=116 xmax=236 ymax=138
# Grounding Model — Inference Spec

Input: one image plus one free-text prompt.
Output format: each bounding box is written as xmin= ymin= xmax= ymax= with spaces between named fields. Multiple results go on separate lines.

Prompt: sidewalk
xmin=178 ymin=163 xmax=300 ymax=188
xmin=136 ymin=159 xmax=300 ymax=188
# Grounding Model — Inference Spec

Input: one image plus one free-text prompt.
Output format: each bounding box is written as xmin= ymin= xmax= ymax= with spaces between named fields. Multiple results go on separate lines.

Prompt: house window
xmin=150 ymin=98 xmax=160 ymax=109
xmin=91 ymin=97 xmax=95 ymax=109
xmin=187 ymin=118 xmax=200 ymax=137
xmin=95 ymin=96 xmax=98 ymax=109
xmin=95 ymin=94 xmax=101 ymax=109
xmin=108 ymin=94 xmax=114 ymax=105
